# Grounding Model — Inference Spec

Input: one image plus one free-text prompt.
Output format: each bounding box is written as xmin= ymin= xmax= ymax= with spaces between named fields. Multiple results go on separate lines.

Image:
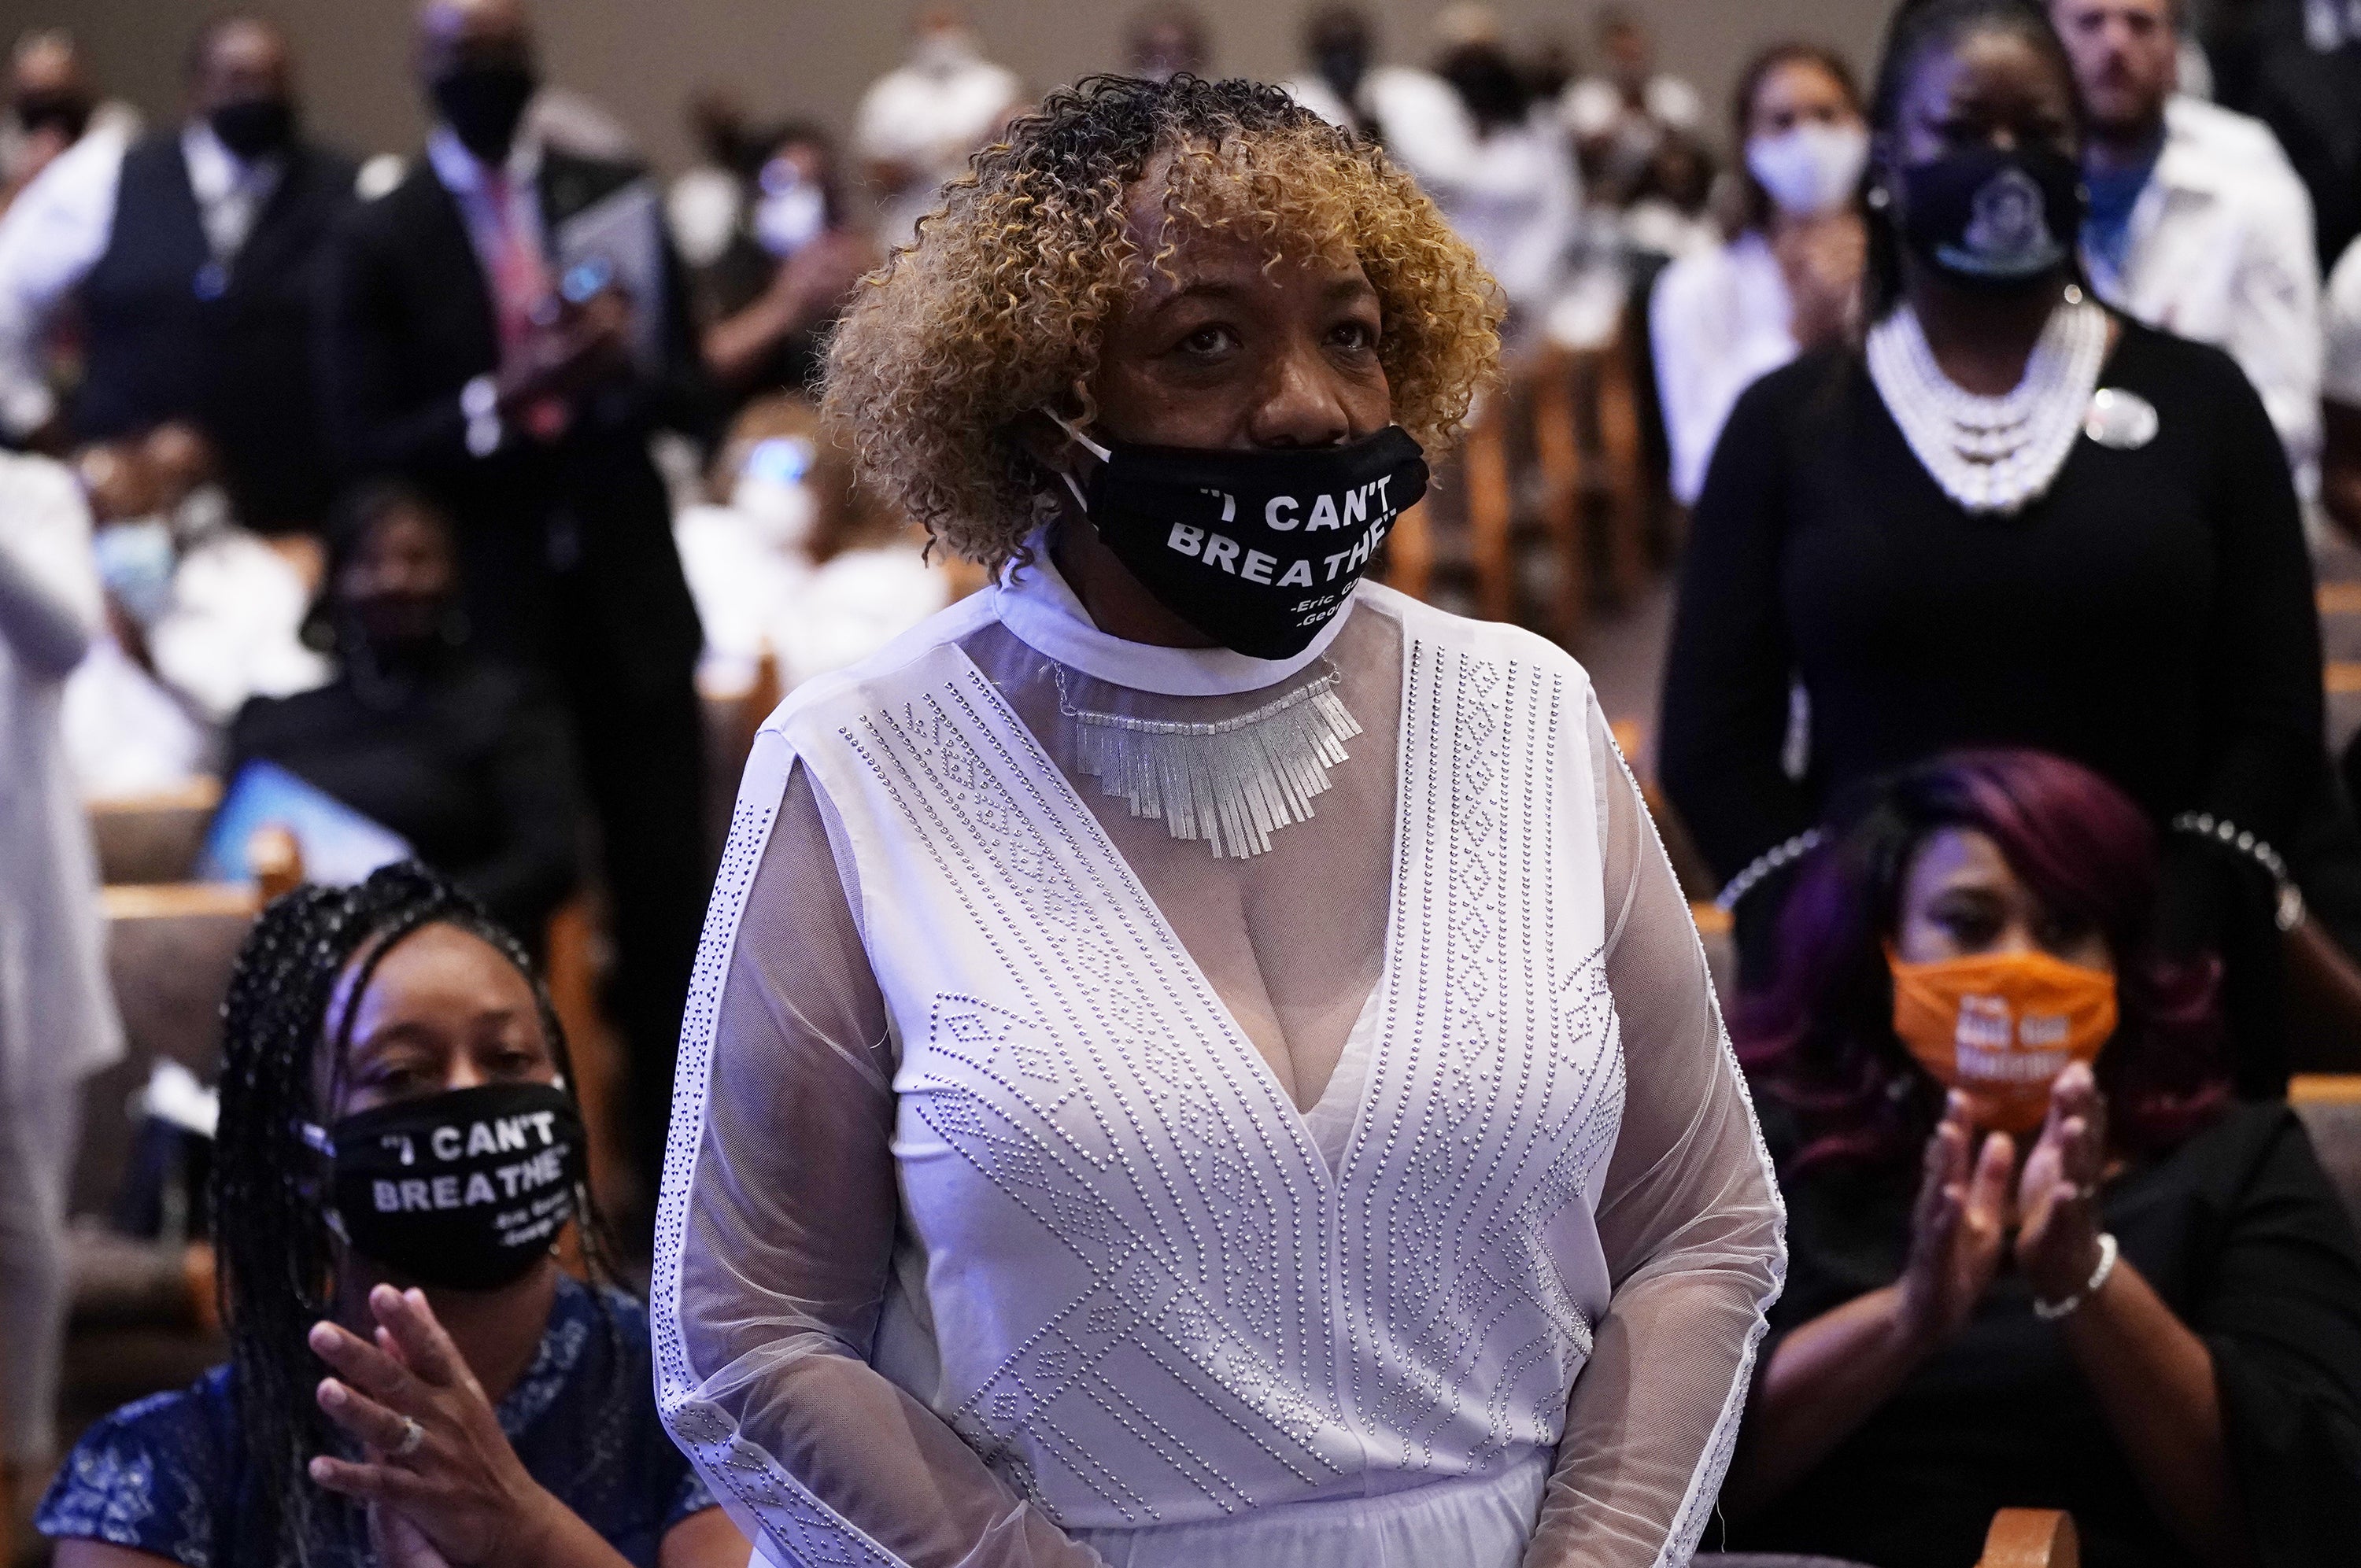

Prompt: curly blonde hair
xmin=822 ymin=74 xmax=1503 ymax=574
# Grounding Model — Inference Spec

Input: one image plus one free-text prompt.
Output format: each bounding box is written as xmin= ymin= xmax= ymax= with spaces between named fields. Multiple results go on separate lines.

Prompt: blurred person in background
xmin=666 ymin=87 xmax=756 ymax=273
xmin=231 ymin=481 xmax=580 ymax=951
xmin=853 ymin=6 xmax=1022 ymax=249
xmin=673 ymin=397 xmax=949 ymax=698
xmin=1561 ymin=6 xmax=1703 ymax=209
xmin=1661 ymin=0 xmax=2326 ymax=1092
xmin=1280 ymin=6 xmax=1432 ymax=147
xmin=1125 ymin=3 xmax=1211 ymax=83
xmin=696 ymin=120 xmax=876 ymax=412
xmin=2 ymin=28 xmax=139 ymax=212
xmin=2330 ymin=235 xmax=2361 ymax=541
xmin=0 ymin=14 xmax=354 ymax=537
xmin=1617 ymin=127 xmax=1719 ymax=263
xmin=0 ymin=447 xmax=121 ymax=1551
xmin=1381 ymin=7 xmax=1581 ymax=329
xmin=320 ymin=0 xmax=711 ymax=1229
xmin=59 ymin=422 xmax=331 ymax=795
xmin=1651 ymin=43 xmax=1868 ymax=508
xmin=1720 ymin=749 xmax=2361 ymax=1568
xmin=2206 ymin=0 xmax=2361 ymax=268
xmin=2052 ymin=0 xmax=2323 ymax=487
xmin=37 ymin=863 xmax=748 ymax=1566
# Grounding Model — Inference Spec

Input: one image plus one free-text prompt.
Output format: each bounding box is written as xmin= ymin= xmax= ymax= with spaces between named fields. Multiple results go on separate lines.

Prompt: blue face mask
xmin=92 ymin=519 xmax=177 ymax=628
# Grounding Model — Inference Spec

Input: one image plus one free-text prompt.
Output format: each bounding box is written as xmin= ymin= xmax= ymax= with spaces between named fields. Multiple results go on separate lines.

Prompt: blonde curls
xmin=822 ymin=75 xmax=1502 ymax=575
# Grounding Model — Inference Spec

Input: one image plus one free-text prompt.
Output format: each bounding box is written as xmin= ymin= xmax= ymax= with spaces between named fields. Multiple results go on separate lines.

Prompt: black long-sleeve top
xmin=228 ymin=655 xmax=581 ymax=946
xmin=1660 ymin=317 xmax=2323 ymax=891
xmin=1727 ymin=1101 xmax=2361 ymax=1568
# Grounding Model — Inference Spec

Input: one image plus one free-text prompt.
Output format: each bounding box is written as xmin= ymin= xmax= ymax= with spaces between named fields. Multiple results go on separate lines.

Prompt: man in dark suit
xmin=0 ymin=15 xmax=353 ymax=533
xmin=318 ymin=0 xmax=711 ymax=1223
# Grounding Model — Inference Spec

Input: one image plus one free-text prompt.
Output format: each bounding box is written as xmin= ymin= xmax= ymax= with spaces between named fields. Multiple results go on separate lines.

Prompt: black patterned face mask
xmin=305 ymin=1081 xmax=583 ymax=1290
xmin=1055 ymin=416 xmax=1429 ymax=660
xmin=1895 ymin=144 xmax=2086 ymax=288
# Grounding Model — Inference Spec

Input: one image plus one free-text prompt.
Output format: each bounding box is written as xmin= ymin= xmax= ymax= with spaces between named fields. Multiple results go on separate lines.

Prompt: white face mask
xmin=755 ymin=183 xmax=827 ymax=258
xmin=733 ymin=437 xmax=818 ymax=548
xmin=1746 ymin=122 xmax=1869 ymax=219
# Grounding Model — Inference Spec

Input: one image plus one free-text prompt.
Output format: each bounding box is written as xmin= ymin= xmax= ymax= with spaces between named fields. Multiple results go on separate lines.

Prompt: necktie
xmin=481 ymin=172 xmax=567 ymax=440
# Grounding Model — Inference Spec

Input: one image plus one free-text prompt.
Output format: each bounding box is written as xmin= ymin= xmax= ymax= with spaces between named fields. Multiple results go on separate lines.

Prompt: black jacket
xmin=316 ymin=146 xmax=707 ymax=695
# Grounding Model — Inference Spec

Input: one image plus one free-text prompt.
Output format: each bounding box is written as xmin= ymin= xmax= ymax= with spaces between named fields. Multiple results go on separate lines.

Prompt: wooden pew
xmin=87 ymin=777 xmax=222 ymax=886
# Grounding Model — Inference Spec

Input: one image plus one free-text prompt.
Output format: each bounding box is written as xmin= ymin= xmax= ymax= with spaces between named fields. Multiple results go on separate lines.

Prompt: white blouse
xmin=652 ymin=541 xmax=1783 ymax=1567
xmin=1650 ymin=231 xmax=1801 ymax=507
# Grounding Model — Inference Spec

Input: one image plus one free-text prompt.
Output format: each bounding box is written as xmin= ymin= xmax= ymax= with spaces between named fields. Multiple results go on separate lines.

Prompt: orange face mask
xmin=1887 ymin=949 xmax=2117 ymax=1134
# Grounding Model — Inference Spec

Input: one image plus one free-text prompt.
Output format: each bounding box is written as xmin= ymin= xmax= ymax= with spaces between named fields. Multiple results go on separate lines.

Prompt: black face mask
xmin=14 ymin=90 xmax=91 ymax=140
xmin=1059 ymin=420 xmax=1428 ymax=660
xmin=309 ymin=1081 xmax=585 ymax=1291
xmin=431 ymin=64 xmax=537 ymax=164
xmin=209 ymin=96 xmax=297 ymax=161
xmin=1895 ymin=144 xmax=2086 ymax=289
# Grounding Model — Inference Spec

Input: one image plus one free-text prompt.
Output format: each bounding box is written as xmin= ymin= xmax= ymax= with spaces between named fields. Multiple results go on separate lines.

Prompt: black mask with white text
xmin=1060 ymin=422 xmax=1429 ymax=660
xmin=309 ymin=1081 xmax=584 ymax=1291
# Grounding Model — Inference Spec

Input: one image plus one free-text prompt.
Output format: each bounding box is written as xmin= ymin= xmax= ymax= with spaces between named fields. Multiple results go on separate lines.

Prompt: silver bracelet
xmin=2032 ymin=1231 xmax=2119 ymax=1321
xmin=1715 ymin=828 xmax=1825 ymax=913
xmin=2169 ymin=812 xmax=2304 ymax=932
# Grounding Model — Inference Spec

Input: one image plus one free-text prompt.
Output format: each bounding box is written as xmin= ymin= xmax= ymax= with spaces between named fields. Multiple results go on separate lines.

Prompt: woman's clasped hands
xmin=308 ymin=1283 xmax=571 ymax=1568
xmin=1901 ymin=1062 xmax=2112 ymax=1346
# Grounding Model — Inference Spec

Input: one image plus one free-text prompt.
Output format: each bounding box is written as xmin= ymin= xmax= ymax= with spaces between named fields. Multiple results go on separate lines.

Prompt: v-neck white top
xmin=652 ymin=549 xmax=1783 ymax=1568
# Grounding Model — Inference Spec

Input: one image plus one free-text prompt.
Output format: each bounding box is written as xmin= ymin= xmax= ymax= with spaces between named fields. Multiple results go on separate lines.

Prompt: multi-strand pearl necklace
xmin=1866 ymin=290 xmax=2109 ymax=516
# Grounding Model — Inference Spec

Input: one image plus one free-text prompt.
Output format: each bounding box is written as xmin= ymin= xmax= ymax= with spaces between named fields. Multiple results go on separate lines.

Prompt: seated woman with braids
xmin=36 ymin=863 xmax=747 ymax=1568
xmin=1718 ymin=751 xmax=2361 ymax=1568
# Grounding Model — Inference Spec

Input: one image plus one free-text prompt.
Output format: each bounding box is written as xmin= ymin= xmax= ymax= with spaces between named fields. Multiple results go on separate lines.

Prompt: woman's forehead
xmin=1906 ymin=28 xmax=2067 ymax=115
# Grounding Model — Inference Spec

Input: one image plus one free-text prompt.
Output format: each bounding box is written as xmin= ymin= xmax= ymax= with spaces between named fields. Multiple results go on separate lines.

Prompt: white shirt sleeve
xmin=1651 ymin=238 xmax=1800 ymax=507
xmin=2222 ymin=178 xmax=2324 ymax=483
xmin=1525 ymin=699 xmax=1786 ymax=1565
xmin=0 ymin=130 xmax=124 ymax=437
xmin=2326 ymin=238 xmax=2361 ymax=411
xmin=0 ymin=453 xmax=104 ymax=681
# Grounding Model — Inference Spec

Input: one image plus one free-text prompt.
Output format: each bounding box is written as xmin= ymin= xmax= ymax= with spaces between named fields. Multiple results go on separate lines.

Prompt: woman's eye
xmin=1937 ymin=909 xmax=2001 ymax=947
xmin=1177 ymin=325 xmax=1237 ymax=358
xmin=1329 ymin=320 xmax=1378 ymax=353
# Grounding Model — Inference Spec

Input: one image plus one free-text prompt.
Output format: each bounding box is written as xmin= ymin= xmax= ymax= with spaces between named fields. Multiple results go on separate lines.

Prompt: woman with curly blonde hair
xmin=653 ymin=74 xmax=1783 ymax=1568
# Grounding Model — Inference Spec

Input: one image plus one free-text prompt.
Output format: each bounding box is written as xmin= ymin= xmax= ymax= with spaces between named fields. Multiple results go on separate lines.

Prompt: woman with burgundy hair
xmin=1716 ymin=748 xmax=2361 ymax=1568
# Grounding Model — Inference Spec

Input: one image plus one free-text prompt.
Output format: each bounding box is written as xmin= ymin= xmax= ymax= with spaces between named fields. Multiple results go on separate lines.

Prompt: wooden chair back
xmin=2292 ymin=1075 xmax=2361 ymax=1230
xmin=87 ymin=777 xmax=222 ymax=885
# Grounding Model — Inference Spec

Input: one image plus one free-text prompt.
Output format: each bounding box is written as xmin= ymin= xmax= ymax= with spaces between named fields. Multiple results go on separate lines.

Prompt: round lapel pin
xmin=2084 ymin=387 xmax=2159 ymax=450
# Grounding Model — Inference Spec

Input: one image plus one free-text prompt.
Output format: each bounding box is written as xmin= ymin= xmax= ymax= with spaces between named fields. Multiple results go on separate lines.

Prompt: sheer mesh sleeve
xmin=658 ymin=732 xmax=1105 ymax=1566
xmin=1522 ymin=702 xmax=1786 ymax=1567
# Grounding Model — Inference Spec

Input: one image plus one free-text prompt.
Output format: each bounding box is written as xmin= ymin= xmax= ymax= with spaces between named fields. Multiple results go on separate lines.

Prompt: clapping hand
xmin=308 ymin=1284 xmax=567 ymax=1568
xmin=1898 ymin=1091 xmax=2014 ymax=1344
xmin=2015 ymin=1063 xmax=2109 ymax=1304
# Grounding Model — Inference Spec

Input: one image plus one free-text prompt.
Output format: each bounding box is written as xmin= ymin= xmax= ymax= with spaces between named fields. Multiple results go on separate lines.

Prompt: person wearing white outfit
xmin=0 ymin=449 xmax=124 ymax=1525
xmin=2050 ymin=0 xmax=2324 ymax=488
xmin=852 ymin=7 xmax=1023 ymax=252
xmin=1650 ymin=44 xmax=1869 ymax=507
xmin=654 ymin=75 xmax=1783 ymax=1568
xmin=2326 ymin=235 xmax=2361 ymax=540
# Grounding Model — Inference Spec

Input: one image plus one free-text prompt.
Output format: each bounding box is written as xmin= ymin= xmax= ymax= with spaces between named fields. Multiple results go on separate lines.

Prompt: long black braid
xmin=212 ymin=861 xmax=623 ymax=1566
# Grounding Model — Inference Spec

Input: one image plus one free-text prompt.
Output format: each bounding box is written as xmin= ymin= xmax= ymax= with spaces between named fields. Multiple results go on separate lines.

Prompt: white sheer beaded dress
xmin=652 ymin=537 xmax=1785 ymax=1567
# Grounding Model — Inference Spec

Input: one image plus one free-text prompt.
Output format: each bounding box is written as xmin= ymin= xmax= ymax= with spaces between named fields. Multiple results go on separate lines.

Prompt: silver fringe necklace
xmin=1057 ymin=662 xmax=1362 ymax=859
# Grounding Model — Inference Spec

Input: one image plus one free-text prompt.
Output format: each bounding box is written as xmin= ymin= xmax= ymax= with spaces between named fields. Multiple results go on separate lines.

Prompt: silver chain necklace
xmin=1867 ymin=292 xmax=2108 ymax=516
xmin=1055 ymin=662 xmax=1362 ymax=859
